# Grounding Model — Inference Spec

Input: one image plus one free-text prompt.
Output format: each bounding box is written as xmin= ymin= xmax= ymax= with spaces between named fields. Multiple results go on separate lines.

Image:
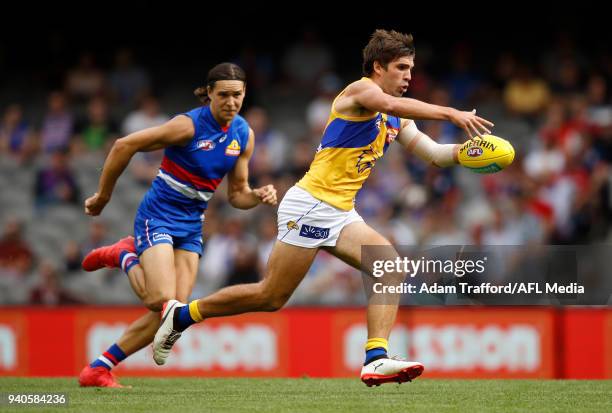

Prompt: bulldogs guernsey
xmin=134 ymin=105 xmax=249 ymax=256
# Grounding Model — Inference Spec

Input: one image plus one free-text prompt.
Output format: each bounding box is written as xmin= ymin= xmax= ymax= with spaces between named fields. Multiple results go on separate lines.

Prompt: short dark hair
xmin=194 ymin=62 xmax=246 ymax=104
xmin=362 ymin=30 xmax=415 ymax=76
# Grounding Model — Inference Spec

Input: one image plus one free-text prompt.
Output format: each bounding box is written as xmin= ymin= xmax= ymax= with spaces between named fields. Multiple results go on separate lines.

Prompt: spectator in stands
xmin=305 ymin=73 xmax=341 ymax=136
xmin=224 ymin=239 xmax=260 ymax=286
xmin=0 ymin=104 xmax=36 ymax=163
xmin=282 ymin=28 xmax=333 ymax=89
xmin=0 ymin=217 xmax=34 ymax=277
xmin=63 ymin=240 xmax=83 ymax=273
xmin=446 ymin=43 xmax=481 ymax=105
xmin=524 ymin=134 xmax=565 ymax=181
xmin=541 ymin=33 xmax=587 ymax=89
xmin=123 ymin=95 xmax=169 ymax=185
xmin=586 ymin=75 xmax=612 ymax=162
xmin=287 ymin=139 xmax=315 ymax=179
xmin=552 ymin=59 xmax=582 ymax=96
xmin=30 ymin=260 xmax=82 ymax=305
xmin=233 ymin=45 xmax=274 ymax=94
xmin=34 ymin=148 xmax=80 ymax=209
xmin=109 ymin=48 xmax=151 ymax=107
xmin=73 ymin=97 xmax=119 ymax=152
xmin=40 ymin=91 xmax=74 ymax=153
xmin=503 ymin=64 xmax=551 ymax=119
xmin=586 ymin=75 xmax=612 ymax=129
xmin=65 ymin=52 xmax=107 ymax=102
xmin=256 ymin=215 xmax=277 ymax=275
xmin=482 ymin=207 xmax=523 ymax=245
xmin=121 ymin=95 xmax=169 ymax=135
xmin=200 ymin=215 xmax=250 ymax=288
xmin=245 ymin=106 xmax=288 ymax=177
xmin=81 ymin=221 xmax=110 ymax=256
xmin=493 ymin=52 xmax=518 ymax=89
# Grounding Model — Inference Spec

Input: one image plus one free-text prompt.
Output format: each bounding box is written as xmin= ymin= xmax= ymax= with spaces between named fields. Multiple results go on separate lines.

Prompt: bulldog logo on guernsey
xmin=196 ymin=140 xmax=216 ymax=151
xmin=225 ymin=139 xmax=241 ymax=156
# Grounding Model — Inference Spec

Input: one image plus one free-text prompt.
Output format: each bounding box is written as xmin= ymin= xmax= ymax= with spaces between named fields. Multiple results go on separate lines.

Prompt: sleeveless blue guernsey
xmin=134 ymin=106 xmax=250 ymax=255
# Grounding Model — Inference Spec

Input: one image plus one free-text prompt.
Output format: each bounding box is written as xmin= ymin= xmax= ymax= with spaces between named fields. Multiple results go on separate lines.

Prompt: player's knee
xmin=259 ymin=285 xmax=290 ymax=312
xmin=144 ymin=290 xmax=174 ymax=312
xmin=143 ymin=297 xmax=164 ymax=312
xmin=265 ymin=295 xmax=289 ymax=311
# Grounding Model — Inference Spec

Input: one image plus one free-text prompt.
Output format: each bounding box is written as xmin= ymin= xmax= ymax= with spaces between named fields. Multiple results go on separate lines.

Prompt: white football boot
xmin=153 ymin=299 xmax=186 ymax=365
xmin=360 ymin=356 xmax=424 ymax=387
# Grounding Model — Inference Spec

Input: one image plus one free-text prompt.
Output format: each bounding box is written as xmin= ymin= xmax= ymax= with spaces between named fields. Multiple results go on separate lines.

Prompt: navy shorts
xmin=134 ymin=210 xmax=203 ymax=257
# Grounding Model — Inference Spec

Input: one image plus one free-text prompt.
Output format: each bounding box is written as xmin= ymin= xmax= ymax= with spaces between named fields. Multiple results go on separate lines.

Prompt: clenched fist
xmin=84 ymin=193 xmax=110 ymax=216
xmin=254 ymin=184 xmax=277 ymax=206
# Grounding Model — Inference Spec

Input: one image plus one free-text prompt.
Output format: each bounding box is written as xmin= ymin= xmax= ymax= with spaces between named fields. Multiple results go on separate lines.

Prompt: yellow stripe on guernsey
xmin=297 ymin=78 xmax=400 ymax=211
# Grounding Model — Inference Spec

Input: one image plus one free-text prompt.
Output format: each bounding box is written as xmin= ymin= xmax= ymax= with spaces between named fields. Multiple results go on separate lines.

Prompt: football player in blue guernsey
xmin=152 ymin=30 xmax=495 ymax=387
xmin=78 ymin=63 xmax=277 ymax=388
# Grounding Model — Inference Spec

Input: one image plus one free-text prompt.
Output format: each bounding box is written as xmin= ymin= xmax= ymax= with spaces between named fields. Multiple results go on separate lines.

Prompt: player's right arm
xmin=344 ymin=80 xmax=493 ymax=139
xmin=396 ymin=119 xmax=458 ymax=168
xmin=84 ymin=115 xmax=194 ymax=216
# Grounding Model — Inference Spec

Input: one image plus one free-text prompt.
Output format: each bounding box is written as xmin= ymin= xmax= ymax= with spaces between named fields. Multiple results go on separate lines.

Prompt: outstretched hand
xmin=449 ymin=109 xmax=494 ymax=139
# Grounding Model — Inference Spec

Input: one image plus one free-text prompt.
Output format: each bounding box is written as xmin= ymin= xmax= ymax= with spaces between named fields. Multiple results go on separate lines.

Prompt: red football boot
xmin=78 ymin=365 xmax=126 ymax=388
xmin=82 ymin=236 xmax=136 ymax=272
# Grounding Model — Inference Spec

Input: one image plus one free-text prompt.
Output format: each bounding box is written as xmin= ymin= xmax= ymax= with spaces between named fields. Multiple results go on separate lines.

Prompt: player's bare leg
xmin=80 ymin=244 xmax=187 ymax=387
xmin=114 ymin=249 xmax=199 ymax=355
xmin=325 ymin=221 xmax=424 ymax=386
xmin=125 ymin=263 xmax=147 ymax=302
xmin=81 ymin=236 xmax=147 ymax=303
xmin=325 ymin=222 xmax=400 ymax=339
xmin=152 ymin=241 xmax=318 ymax=365
xmin=137 ymin=244 xmax=177 ymax=311
xmin=199 ymin=242 xmax=317 ymax=316
xmin=173 ymin=249 xmax=199 ymax=304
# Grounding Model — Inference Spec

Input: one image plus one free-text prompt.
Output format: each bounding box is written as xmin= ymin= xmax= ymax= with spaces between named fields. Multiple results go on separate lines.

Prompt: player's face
xmin=380 ymin=55 xmax=414 ymax=97
xmin=208 ymin=80 xmax=246 ymax=124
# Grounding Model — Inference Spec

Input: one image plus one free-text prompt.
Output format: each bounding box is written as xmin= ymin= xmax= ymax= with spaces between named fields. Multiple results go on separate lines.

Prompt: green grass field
xmin=1 ymin=378 xmax=610 ymax=413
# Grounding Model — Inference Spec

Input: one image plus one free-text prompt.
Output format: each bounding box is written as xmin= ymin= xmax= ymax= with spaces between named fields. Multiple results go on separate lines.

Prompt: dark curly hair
xmin=362 ymin=30 xmax=415 ymax=76
xmin=194 ymin=62 xmax=246 ymax=104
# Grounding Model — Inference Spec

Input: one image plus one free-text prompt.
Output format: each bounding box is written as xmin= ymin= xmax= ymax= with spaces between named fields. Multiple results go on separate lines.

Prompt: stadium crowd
xmin=1 ymin=32 xmax=611 ymax=305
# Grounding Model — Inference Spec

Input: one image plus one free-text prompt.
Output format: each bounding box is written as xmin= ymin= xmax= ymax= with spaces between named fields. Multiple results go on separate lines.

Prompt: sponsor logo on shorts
xmin=299 ymin=224 xmax=330 ymax=239
xmin=152 ymin=233 xmax=173 ymax=243
xmin=197 ymin=140 xmax=216 ymax=151
xmin=287 ymin=220 xmax=300 ymax=231
xmin=467 ymin=147 xmax=483 ymax=157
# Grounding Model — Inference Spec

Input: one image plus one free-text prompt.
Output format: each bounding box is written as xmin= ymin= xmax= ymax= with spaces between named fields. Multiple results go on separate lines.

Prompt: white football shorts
xmin=277 ymin=185 xmax=364 ymax=248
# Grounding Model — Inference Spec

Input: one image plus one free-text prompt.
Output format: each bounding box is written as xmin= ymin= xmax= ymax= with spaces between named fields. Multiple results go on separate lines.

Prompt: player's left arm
xmin=227 ymin=128 xmax=277 ymax=209
xmin=396 ymin=119 xmax=459 ymax=167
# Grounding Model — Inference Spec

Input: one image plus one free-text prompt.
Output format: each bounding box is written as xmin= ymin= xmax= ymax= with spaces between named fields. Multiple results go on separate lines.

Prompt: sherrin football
xmin=457 ymin=135 xmax=515 ymax=174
